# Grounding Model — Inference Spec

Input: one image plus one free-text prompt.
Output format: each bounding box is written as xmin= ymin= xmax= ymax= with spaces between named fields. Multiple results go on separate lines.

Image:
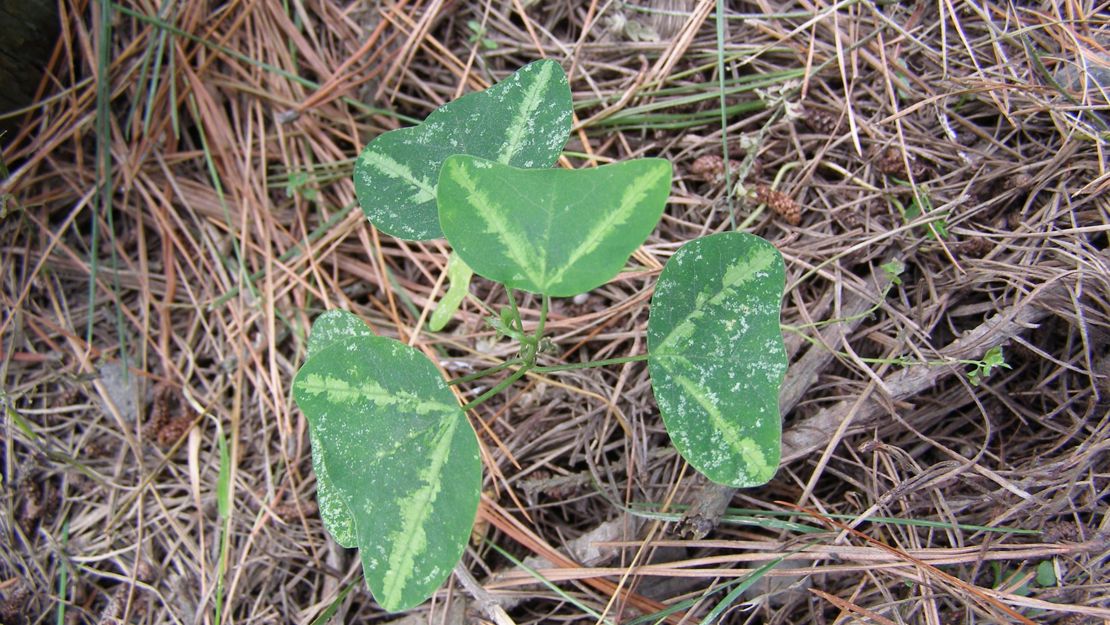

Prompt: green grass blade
xmin=310 ymin=581 xmax=357 ymax=625
xmin=697 ymin=554 xmax=789 ymax=625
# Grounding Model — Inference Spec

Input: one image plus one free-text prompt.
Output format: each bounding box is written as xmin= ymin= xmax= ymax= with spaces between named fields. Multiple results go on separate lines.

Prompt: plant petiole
xmin=447 ymin=358 xmax=524 ymax=386
xmin=519 ymin=295 xmax=550 ymax=367
xmin=460 ymin=365 xmax=531 ymax=412
xmin=533 ymin=354 xmax=649 ymax=373
xmin=506 ymin=289 xmax=524 ymax=333
xmin=458 ymin=295 xmax=553 ymax=405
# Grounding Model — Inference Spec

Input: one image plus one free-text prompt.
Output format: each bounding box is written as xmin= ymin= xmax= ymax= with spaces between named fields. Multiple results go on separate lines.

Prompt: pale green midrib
xmin=448 ymin=162 xmax=544 ymax=287
xmin=362 ymin=150 xmax=435 ymax=199
xmin=546 ymin=164 xmax=667 ymax=288
xmin=666 ymin=366 xmax=770 ymax=481
xmin=497 ymin=62 xmax=554 ymax=164
xmin=380 ymin=415 xmax=459 ymax=608
xmin=370 ymin=421 xmax=441 ymax=463
xmin=298 ymin=374 xmax=457 ymax=415
xmin=653 ymin=248 xmax=776 ymax=354
xmin=670 ymin=370 xmax=743 ymax=448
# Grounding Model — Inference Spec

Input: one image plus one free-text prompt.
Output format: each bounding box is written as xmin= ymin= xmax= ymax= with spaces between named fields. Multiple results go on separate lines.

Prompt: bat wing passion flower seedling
xmin=293 ymin=60 xmax=788 ymax=612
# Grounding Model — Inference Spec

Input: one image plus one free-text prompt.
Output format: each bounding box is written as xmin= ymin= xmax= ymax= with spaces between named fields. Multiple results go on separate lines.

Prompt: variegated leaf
xmin=437 ymin=155 xmax=672 ymax=297
xmin=293 ymin=336 xmax=481 ymax=612
xmin=355 ymin=59 xmax=572 ymax=240
xmin=647 ymin=232 xmax=787 ymax=487
xmin=301 ymin=310 xmax=375 ymax=548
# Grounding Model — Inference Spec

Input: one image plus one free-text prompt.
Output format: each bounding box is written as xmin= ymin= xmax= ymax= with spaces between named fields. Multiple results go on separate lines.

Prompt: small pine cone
xmin=801 ymin=106 xmax=838 ymax=134
xmin=17 ymin=479 xmax=45 ymax=534
xmin=754 ymin=184 xmax=802 ymax=225
xmin=954 ymin=237 xmax=992 ymax=257
xmin=156 ymin=412 xmax=196 ymax=447
xmin=0 ymin=582 xmax=30 ymax=624
xmin=690 ymin=154 xmax=723 ymax=180
xmin=689 ymin=154 xmax=741 ymax=183
xmin=836 ymin=209 xmax=865 ymax=230
xmin=1042 ymin=521 xmax=1082 ymax=543
xmin=147 ymin=385 xmax=173 ymax=433
xmin=1008 ymin=172 xmax=1034 ymax=191
xmin=272 ymin=500 xmax=318 ymax=521
xmin=871 ymin=146 xmax=906 ymax=176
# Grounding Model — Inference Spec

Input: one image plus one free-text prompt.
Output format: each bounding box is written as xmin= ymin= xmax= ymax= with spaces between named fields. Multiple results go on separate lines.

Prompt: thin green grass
xmin=483 ymin=539 xmax=613 ymax=624
xmin=715 ymin=0 xmax=735 ymax=229
xmin=214 ymin=424 xmax=232 ymax=623
xmin=627 ymin=503 xmax=1040 ymax=536
xmin=55 ymin=519 xmax=70 ymax=625
xmin=88 ymin=0 xmax=110 ymax=346
xmin=696 ymin=552 xmax=790 ymax=625
xmin=309 ymin=580 xmax=357 ymax=625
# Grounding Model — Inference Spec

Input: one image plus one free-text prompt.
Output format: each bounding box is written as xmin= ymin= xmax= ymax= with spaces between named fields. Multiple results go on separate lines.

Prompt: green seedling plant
xmin=466 ymin=20 xmax=499 ymax=50
xmin=967 ymin=346 xmax=1010 ymax=386
xmin=293 ymin=60 xmax=789 ymax=612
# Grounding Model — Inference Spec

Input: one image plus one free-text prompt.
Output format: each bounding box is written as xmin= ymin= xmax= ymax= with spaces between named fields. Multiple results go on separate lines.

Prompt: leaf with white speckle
xmin=647 ymin=232 xmax=787 ymax=487
xmin=355 ymin=59 xmax=572 ymax=240
xmin=293 ymin=334 xmax=481 ymax=612
xmin=301 ymin=310 xmax=375 ymax=548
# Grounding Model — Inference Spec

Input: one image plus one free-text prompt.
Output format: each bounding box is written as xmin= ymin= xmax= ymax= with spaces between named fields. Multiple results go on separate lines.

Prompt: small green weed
xmin=465 ymin=20 xmax=498 ymax=50
xmin=284 ymin=170 xmax=319 ymax=200
xmin=967 ymin=346 xmax=1011 ymax=386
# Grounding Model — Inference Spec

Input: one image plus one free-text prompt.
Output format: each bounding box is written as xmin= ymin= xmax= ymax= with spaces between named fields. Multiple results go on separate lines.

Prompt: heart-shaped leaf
xmin=355 ymin=59 xmax=572 ymax=240
xmin=647 ymin=232 xmax=787 ymax=487
xmin=301 ymin=310 xmax=376 ymax=548
xmin=437 ymin=155 xmax=672 ymax=297
xmin=293 ymin=335 xmax=481 ymax=612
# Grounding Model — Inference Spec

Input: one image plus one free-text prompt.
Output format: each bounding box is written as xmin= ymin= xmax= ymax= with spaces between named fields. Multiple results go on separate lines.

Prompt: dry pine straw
xmin=1 ymin=0 xmax=1108 ymax=624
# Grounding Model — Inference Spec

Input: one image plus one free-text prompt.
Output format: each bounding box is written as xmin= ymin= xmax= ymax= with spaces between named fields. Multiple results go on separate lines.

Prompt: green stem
xmin=533 ymin=354 xmax=649 ymax=373
xmin=771 ymin=332 xmax=1002 ymax=371
xmin=460 ymin=366 xmax=531 ymax=412
xmin=458 ymin=295 xmax=549 ymax=409
xmin=506 ymin=289 xmax=524 ymax=333
xmin=535 ymin=295 xmax=549 ymax=340
xmin=447 ymin=358 xmax=523 ymax=386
